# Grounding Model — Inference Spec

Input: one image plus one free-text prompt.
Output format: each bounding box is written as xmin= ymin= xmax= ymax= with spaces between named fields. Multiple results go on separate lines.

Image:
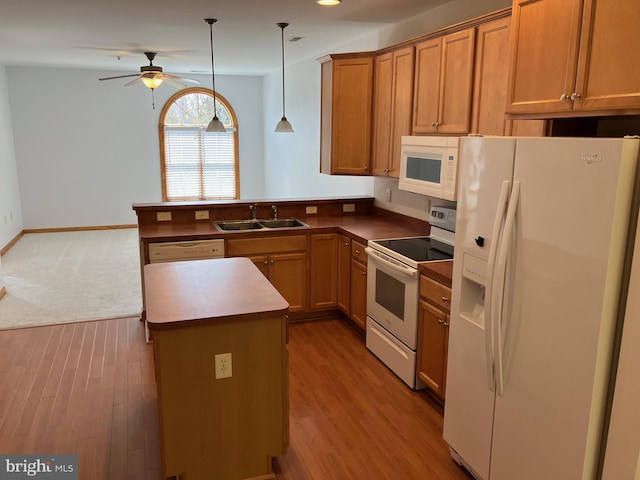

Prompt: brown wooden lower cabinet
xmin=350 ymin=257 xmax=368 ymax=331
xmin=417 ymin=274 xmax=452 ymax=401
xmin=228 ymin=235 xmax=308 ymax=313
xmin=309 ymin=233 xmax=338 ymax=310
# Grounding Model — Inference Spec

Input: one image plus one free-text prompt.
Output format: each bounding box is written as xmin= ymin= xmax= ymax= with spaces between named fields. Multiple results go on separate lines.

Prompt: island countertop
xmin=144 ymin=257 xmax=289 ymax=330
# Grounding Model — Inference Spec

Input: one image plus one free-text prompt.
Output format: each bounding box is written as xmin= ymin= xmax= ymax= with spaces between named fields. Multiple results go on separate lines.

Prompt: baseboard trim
xmin=2 ymin=225 xmax=137 ymax=256
xmin=23 ymin=224 xmax=137 ymax=234
xmin=1 ymin=231 xmax=24 ymax=256
xmin=0 ymin=287 xmax=6 ymax=301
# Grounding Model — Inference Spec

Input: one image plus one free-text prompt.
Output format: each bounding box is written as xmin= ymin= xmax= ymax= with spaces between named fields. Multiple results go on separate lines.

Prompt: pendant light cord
xmin=279 ymin=23 xmax=287 ymax=119
xmin=207 ymin=19 xmax=219 ymax=119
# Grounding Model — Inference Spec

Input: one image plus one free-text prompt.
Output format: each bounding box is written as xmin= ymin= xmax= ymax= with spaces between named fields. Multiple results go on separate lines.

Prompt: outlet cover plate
xmin=215 ymin=353 xmax=232 ymax=379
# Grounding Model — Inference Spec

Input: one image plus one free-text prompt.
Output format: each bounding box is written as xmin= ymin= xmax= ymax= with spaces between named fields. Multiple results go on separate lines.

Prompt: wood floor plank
xmin=0 ymin=316 xmax=472 ymax=480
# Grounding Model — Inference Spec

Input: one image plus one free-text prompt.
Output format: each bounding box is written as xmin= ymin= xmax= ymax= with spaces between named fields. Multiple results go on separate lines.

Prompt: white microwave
xmin=398 ymin=136 xmax=459 ymax=201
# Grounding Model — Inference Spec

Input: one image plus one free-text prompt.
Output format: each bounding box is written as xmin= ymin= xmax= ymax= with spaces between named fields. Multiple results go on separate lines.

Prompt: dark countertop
xmin=419 ymin=259 xmax=453 ymax=287
xmin=138 ymin=213 xmax=431 ymax=246
xmin=145 ymin=257 xmax=289 ymax=330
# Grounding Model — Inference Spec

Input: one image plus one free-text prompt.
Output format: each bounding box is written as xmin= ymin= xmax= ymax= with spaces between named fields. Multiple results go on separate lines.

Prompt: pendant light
xmin=204 ymin=18 xmax=226 ymax=133
xmin=316 ymin=0 xmax=341 ymax=5
xmin=275 ymin=22 xmax=294 ymax=133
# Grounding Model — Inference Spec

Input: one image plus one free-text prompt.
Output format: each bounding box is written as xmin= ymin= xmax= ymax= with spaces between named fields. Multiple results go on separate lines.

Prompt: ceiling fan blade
xmin=124 ymin=77 xmax=143 ymax=87
xmin=162 ymin=77 xmax=189 ymax=89
xmin=163 ymin=73 xmax=200 ymax=84
xmin=99 ymin=73 xmax=140 ymax=81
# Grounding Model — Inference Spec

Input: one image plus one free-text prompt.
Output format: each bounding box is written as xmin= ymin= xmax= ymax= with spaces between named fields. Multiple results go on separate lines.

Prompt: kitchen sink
xmin=258 ymin=218 xmax=309 ymax=229
xmin=213 ymin=217 xmax=308 ymax=232
xmin=214 ymin=220 xmax=264 ymax=231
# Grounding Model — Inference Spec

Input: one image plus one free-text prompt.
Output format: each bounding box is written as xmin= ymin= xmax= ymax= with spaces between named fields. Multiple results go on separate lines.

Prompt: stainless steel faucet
xmin=249 ymin=204 xmax=258 ymax=221
xmin=271 ymin=204 xmax=278 ymax=219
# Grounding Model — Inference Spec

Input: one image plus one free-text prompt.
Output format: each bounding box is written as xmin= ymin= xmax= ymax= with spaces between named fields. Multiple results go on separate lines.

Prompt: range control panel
xmin=429 ymin=206 xmax=457 ymax=233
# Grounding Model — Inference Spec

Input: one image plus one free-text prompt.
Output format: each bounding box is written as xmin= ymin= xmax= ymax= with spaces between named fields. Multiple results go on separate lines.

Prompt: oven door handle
xmin=365 ymin=247 xmax=418 ymax=278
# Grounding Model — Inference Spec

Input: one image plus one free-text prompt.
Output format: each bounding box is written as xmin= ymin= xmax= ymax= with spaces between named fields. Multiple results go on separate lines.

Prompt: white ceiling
xmin=0 ymin=0 xmax=450 ymax=78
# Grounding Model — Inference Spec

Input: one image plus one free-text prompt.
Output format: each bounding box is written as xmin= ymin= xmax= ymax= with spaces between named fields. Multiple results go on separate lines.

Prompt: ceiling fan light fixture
xmin=316 ymin=0 xmax=341 ymax=5
xmin=275 ymin=22 xmax=293 ymax=133
xmin=205 ymin=18 xmax=226 ymax=134
xmin=141 ymin=76 xmax=163 ymax=89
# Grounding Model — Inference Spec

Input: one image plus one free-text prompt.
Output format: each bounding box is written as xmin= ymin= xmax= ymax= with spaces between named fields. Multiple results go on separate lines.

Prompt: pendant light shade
xmin=275 ymin=22 xmax=293 ymax=133
xmin=204 ymin=18 xmax=226 ymax=133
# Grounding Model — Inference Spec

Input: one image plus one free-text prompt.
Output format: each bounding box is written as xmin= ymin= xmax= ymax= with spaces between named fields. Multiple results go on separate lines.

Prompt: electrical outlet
xmin=305 ymin=206 xmax=318 ymax=214
xmin=195 ymin=210 xmax=210 ymax=220
xmin=342 ymin=203 xmax=355 ymax=213
xmin=156 ymin=212 xmax=172 ymax=222
xmin=385 ymin=188 xmax=392 ymax=202
xmin=215 ymin=353 xmax=232 ymax=379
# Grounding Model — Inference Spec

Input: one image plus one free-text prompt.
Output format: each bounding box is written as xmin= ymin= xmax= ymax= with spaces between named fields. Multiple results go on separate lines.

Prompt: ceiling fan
xmin=98 ymin=51 xmax=200 ymax=90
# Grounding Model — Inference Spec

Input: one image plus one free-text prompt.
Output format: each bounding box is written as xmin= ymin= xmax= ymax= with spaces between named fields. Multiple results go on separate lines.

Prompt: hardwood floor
xmin=0 ymin=316 xmax=472 ymax=480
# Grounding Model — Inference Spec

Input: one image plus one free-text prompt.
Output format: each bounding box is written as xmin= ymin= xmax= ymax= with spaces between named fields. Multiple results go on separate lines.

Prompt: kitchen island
xmin=145 ymin=257 xmax=289 ymax=480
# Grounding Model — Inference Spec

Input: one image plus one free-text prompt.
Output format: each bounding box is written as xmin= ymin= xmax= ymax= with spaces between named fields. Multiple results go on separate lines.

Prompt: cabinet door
xmin=417 ymin=299 xmax=449 ymax=399
xmin=337 ymin=234 xmax=351 ymax=315
xmin=309 ymin=233 xmax=338 ymax=310
xmin=506 ymin=0 xmax=583 ymax=114
xmin=389 ymin=46 xmax=415 ymax=177
xmin=321 ymin=55 xmax=374 ymax=175
xmin=350 ymin=259 xmax=367 ymax=331
xmin=412 ymin=37 xmax=442 ymax=134
xmin=471 ymin=16 xmax=511 ymax=135
xmin=573 ymin=0 xmax=640 ymax=111
xmin=437 ymin=27 xmax=476 ymax=134
xmin=249 ymin=255 xmax=269 ymax=278
xmin=269 ymin=252 xmax=308 ymax=313
xmin=372 ymin=52 xmax=394 ymax=176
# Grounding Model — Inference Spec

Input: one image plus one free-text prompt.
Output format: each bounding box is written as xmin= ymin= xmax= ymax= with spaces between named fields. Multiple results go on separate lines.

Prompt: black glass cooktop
xmin=374 ymin=236 xmax=453 ymax=262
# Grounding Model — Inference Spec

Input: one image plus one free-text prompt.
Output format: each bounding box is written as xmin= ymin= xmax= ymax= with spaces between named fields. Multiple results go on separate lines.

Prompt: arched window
xmin=159 ymin=87 xmax=239 ymax=201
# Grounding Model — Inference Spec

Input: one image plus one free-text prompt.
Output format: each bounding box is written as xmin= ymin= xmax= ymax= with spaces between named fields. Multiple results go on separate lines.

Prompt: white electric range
xmin=365 ymin=206 xmax=456 ymax=389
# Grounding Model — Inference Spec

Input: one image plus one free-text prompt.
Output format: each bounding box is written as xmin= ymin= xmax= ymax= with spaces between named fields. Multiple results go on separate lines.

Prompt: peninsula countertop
xmin=144 ymin=257 xmax=289 ymax=330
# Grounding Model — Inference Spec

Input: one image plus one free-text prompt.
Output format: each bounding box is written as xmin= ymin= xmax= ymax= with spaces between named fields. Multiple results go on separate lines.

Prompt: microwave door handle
xmin=365 ymin=247 xmax=418 ymax=279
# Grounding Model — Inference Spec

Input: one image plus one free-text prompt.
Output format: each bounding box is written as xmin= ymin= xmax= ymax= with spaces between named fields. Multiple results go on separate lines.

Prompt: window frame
xmin=158 ymin=87 xmax=240 ymax=201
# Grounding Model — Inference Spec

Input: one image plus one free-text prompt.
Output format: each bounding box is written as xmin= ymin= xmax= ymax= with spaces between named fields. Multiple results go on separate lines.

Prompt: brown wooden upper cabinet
xmin=319 ymin=53 xmax=374 ymax=175
xmin=472 ymin=15 xmax=547 ymax=136
xmin=412 ymin=28 xmax=476 ymax=134
xmin=372 ymin=46 xmax=415 ymax=177
xmin=506 ymin=0 xmax=640 ymax=116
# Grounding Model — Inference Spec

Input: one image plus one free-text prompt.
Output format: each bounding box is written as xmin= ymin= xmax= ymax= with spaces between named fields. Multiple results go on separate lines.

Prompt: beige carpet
xmin=0 ymin=229 xmax=142 ymax=329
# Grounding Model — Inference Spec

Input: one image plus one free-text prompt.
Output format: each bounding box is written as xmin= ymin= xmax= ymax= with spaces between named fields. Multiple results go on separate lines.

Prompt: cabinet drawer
xmin=351 ymin=240 xmax=367 ymax=263
xmin=227 ymin=235 xmax=307 ymax=256
xmin=420 ymin=275 xmax=451 ymax=312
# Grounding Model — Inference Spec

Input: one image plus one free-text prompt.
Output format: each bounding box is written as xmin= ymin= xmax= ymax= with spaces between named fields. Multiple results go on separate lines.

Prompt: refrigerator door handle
xmin=484 ymin=180 xmax=512 ymax=392
xmin=493 ymin=180 xmax=520 ymax=397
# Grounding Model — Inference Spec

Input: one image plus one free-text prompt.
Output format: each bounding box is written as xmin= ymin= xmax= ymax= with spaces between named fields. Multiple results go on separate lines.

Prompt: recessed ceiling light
xmin=316 ymin=0 xmax=341 ymax=5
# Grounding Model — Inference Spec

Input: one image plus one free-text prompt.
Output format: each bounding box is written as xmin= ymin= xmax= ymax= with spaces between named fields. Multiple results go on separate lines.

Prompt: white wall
xmin=0 ymin=65 xmax=23 ymax=249
xmin=263 ymin=34 xmax=377 ymax=200
xmin=6 ymin=67 xmax=265 ymax=229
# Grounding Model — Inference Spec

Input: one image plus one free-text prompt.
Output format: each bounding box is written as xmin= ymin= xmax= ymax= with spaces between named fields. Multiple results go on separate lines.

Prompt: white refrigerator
xmin=443 ymin=136 xmax=640 ymax=480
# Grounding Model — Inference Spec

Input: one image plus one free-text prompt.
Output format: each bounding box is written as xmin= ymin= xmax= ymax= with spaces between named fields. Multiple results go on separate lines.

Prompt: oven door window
xmin=406 ymin=154 xmax=442 ymax=183
xmin=375 ymin=269 xmax=405 ymax=320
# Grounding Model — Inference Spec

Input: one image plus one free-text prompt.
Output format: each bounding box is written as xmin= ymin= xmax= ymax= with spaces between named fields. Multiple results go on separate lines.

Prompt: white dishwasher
xmin=148 ymin=238 xmax=225 ymax=263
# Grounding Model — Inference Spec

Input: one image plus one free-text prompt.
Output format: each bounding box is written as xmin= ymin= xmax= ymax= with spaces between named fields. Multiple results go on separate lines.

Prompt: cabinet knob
xmin=344 ymin=242 xmax=350 ymax=247
xmin=364 ymin=166 xmax=368 ymax=171
xmin=571 ymin=92 xmax=581 ymax=101
xmin=431 ymin=122 xmax=440 ymax=127
xmin=442 ymin=296 xmax=449 ymax=303
xmin=355 ymin=249 xmax=361 ymax=254
xmin=362 ymin=271 xmax=367 ymax=276
xmin=270 ymin=259 xmax=274 ymax=264
xmin=384 ymin=168 xmax=389 ymax=173
xmin=560 ymin=94 xmax=570 ymax=101
xmin=438 ymin=319 xmax=445 ymax=325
